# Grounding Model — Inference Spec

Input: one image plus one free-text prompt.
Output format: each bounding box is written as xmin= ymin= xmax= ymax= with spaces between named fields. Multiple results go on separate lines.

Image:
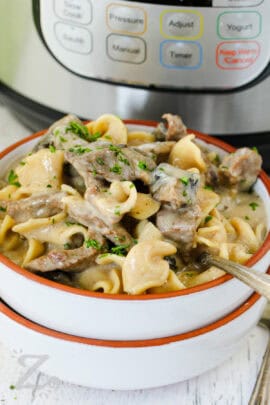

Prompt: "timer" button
xmin=107 ymin=4 xmax=146 ymax=35
xmin=55 ymin=22 xmax=92 ymax=54
xmin=161 ymin=41 xmax=202 ymax=69
xmin=54 ymin=0 xmax=92 ymax=25
xmin=107 ymin=34 xmax=146 ymax=64
xmin=218 ymin=12 xmax=261 ymax=39
xmin=161 ymin=10 xmax=203 ymax=40
xmin=216 ymin=41 xmax=260 ymax=69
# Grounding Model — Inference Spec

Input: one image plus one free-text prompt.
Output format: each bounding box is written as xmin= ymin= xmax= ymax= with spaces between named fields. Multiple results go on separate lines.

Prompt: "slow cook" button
xmin=161 ymin=41 xmax=202 ymax=69
xmin=107 ymin=4 xmax=146 ymax=35
xmin=55 ymin=22 xmax=92 ymax=54
xmin=161 ymin=11 xmax=203 ymax=40
xmin=54 ymin=0 xmax=92 ymax=25
xmin=216 ymin=41 xmax=260 ymax=69
xmin=218 ymin=12 xmax=261 ymax=39
xmin=213 ymin=0 xmax=263 ymax=6
xmin=107 ymin=34 xmax=146 ymax=64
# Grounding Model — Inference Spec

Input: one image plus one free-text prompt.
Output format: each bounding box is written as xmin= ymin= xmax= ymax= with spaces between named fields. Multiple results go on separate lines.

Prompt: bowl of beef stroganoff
xmin=0 ymin=114 xmax=269 ymax=340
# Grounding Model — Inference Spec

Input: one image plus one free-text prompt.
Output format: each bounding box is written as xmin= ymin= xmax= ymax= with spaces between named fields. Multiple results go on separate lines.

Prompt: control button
xmin=107 ymin=4 xmax=146 ymax=35
xmin=161 ymin=11 xmax=203 ymax=40
xmin=213 ymin=0 xmax=263 ymax=7
xmin=54 ymin=0 xmax=92 ymax=25
xmin=216 ymin=41 xmax=260 ymax=69
xmin=161 ymin=41 xmax=202 ymax=69
xmin=55 ymin=22 xmax=92 ymax=54
xmin=107 ymin=34 xmax=146 ymax=64
xmin=218 ymin=12 xmax=261 ymax=39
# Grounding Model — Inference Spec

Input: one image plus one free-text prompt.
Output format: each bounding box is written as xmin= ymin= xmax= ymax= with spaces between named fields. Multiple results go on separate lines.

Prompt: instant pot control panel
xmin=37 ymin=0 xmax=270 ymax=90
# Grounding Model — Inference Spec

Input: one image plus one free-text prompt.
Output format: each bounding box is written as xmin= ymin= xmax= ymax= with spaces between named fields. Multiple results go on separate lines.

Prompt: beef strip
xmin=34 ymin=114 xmax=90 ymax=152
xmin=153 ymin=114 xmax=187 ymax=141
xmin=156 ymin=206 xmax=201 ymax=252
xmin=27 ymin=245 xmax=98 ymax=273
xmin=218 ymin=148 xmax=262 ymax=191
xmin=64 ymin=195 xmax=133 ymax=246
xmin=6 ymin=192 xmax=66 ymax=223
xmin=150 ymin=163 xmax=200 ymax=210
xmin=65 ymin=142 xmax=156 ymax=185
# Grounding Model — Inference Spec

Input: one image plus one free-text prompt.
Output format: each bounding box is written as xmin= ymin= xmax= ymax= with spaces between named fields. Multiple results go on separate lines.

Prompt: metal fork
xmin=249 ymin=306 xmax=270 ymax=405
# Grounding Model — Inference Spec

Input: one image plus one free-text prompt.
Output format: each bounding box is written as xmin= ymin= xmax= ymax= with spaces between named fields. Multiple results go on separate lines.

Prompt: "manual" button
xmin=161 ymin=41 xmax=202 ymax=69
xmin=107 ymin=34 xmax=146 ymax=64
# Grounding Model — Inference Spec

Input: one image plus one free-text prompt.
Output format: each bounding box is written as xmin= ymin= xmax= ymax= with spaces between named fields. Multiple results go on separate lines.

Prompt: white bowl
xmin=0 ymin=123 xmax=269 ymax=341
xmin=0 ymin=292 xmax=266 ymax=390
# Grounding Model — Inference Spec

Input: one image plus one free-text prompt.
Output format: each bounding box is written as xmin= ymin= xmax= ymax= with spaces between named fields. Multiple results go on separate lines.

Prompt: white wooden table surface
xmin=0 ymin=104 xmax=269 ymax=405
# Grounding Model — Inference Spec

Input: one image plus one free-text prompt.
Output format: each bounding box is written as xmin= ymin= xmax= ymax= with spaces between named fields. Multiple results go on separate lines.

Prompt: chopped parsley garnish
xmin=109 ymin=145 xmax=122 ymax=155
xmin=179 ymin=176 xmax=189 ymax=186
xmin=69 ymin=146 xmax=92 ymax=155
xmin=129 ymin=183 xmax=135 ymax=189
xmin=65 ymin=221 xmax=82 ymax=227
xmin=66 ymin=121 xmax=90 ymax=141
xmin=8 ymin=170 xmax=21 ymax=187
xmin=111 ymin=244 xmax=130 ymax=256
xmin=118 ymin=155 xmax=130 ymax=166
xmin=88 ymin=132 xmax=102 ymax=142
xmin=53 ymin=129 xmax=60 ymax=136
xmin=9 ymin=385 xmax=16 ymax=390
xmin=0 ymin=206 xmax=6 ymax=212
xmin=249 ymin=202 xmax=259 ymax=211
xmin=98 ymin=253 xmax=110 ymax=259
xmin=85 ymin=239 xmax=102 ymax=250
xmin=19 ymin=161 xmax=26 ymax=166
xmin=60 ymin=136 xmax=67 ymax=143
xmin=114 ymin=206 xmax=121 ymax=216
xmin=46 ymin=184 xmax=52 ymax=188
xmin=64 ymin=243 xmax=71 ymax=250
xmin=104 ymin=135 xmax=112 ymax=140
xmin=49 ymin=145 xmax=56 ymax=153
xmin=245 ymin=216 xmax=250 ymax=220
xmin=96 ymin=157 xmax=105 ymax=165
xmin=252 ymin=146 xmax=258 ymax=153
xmin=138 ymin=161 xmax=148 ymax=171
xmin=110 ymin=164 xmax=122 ymax=174
xmin=182 ymin=190 xmax=187 ymax=197
xmin=214 ymin=154 xmax=221 ymax=165
xmin=204 ymin=185 xmax=213 ymax=191
xmin=221 ymin=165 xmax=228 ymax=169
xmin=205 ymin=215 xmax=213 ymax=224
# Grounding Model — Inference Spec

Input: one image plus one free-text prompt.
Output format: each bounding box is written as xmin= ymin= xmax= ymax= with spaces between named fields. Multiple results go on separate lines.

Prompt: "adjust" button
xmin=161 ymin=41 xmax=202 ymax=70
xmin=161 ymin=10 xmax=203 ymax=40
xmin=107 ymin=34 xmax=146 ymax=64
xmin=216 ymin=41 xmax=260 ymax=69
xmin=218 ymin=12 xmax=261 ymax=39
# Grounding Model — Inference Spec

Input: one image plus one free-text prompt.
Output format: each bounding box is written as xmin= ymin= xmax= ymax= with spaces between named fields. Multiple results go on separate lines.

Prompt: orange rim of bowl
xmin=0 ymin=121 xmax=269 ymax=302
xmin=0 ymin=286 xmax=266 ymax=347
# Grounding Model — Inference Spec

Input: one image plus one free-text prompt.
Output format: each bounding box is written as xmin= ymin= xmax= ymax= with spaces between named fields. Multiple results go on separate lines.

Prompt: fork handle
xmin=249 ymin=324 xmax=270 ymax=405
xmin=200 ymin=253 xmax=270 ymax=301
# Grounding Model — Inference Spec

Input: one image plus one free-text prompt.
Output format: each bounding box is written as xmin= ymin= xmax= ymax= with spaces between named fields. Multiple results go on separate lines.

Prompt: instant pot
xmin=0 ymin=1 xmax=269 ymax=165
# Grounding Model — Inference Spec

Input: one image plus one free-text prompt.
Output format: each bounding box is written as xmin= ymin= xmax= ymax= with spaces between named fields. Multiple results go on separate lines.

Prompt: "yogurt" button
xmin=218 ymin=12 xmax=261 ymax=39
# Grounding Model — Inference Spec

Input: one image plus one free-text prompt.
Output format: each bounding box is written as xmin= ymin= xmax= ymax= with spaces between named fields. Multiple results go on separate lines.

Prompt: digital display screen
xmin=125 ymin=1 xmax=212 ymax=6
